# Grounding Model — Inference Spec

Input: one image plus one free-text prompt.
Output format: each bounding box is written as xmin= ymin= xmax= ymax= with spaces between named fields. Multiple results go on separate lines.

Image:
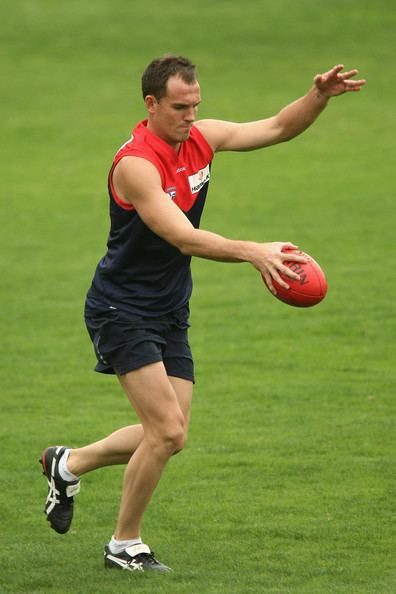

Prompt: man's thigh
xmin=168 ymin=375 xmax=193 ymax=429
xmin=118 ymin=362 xmax=185 ymax=431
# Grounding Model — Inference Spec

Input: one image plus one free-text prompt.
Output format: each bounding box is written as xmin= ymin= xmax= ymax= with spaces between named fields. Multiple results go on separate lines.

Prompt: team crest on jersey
xmin=188 ymin=164 xmax=210 ymax=194
xmin=166 ymin=186 xmax=176 ymax=200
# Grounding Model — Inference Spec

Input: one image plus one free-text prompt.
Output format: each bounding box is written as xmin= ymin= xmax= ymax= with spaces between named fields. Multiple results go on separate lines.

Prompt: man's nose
xmin=184 ymin=107 xmax=196 ymax=121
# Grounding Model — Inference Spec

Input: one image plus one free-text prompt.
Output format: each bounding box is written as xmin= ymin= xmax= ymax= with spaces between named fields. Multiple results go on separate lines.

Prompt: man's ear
xmin=145 ymin=95 xmax=158 ymax=114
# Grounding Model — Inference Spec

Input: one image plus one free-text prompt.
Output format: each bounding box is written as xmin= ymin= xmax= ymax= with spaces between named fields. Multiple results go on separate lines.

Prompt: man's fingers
xmin=272 ymin=274 xmax=289 ymax=291
xmin=330 ymin=64 xmax=345 ymax=76
xmin=317 ymin=65 xmax=363 ymax=87
xmin=262 ymin=271 xmax=277 ymax=295
xmin=344 ymin=78 xmax=366 ymax=88
xmin=270 ymin=266 xmax=291 ymax=290
xmin=282 ymin=251 xmax=307 ymax=264
xmin=339 ymin=68 xmax=359 ymax=80
xmin=263 ymin=266 xmax=291 ymax=293
xmin=261 ymin=243 xmax=310 ymax=294
xmin=280 ymin=268 xmax=299 ymax=282
xmin=316 ymin=65 xmax=366 ymax=93
xmin=282 ymin=242 xmax=299 ymax=250
xmin=324 ymin=64 xmax=345 ymax=81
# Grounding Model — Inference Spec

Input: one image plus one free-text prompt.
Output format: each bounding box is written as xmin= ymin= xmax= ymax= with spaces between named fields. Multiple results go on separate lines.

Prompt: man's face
xmin=146 ymin=75 xmax=201 ymax=148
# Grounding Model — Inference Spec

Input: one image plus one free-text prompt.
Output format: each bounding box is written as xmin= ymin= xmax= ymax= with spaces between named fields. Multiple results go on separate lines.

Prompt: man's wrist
xmin=313 ymin=86 xmax=330 ymax=102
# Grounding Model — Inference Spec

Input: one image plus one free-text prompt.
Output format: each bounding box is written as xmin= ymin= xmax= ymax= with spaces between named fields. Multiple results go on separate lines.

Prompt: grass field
xmin=1 ymin=1 xmax=395 ymax=592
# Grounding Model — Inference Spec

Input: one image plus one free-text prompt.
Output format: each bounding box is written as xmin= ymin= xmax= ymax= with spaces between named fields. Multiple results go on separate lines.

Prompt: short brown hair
xmin=141 ymin=54 xmax=197 ymax=101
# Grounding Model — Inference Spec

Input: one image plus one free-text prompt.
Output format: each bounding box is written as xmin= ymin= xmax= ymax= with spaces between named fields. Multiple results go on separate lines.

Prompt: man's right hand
xmin=251 ymin=242 xmax=307 ymax=295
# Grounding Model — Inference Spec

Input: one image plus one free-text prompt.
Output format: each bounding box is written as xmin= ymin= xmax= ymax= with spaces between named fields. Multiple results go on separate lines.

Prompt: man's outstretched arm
xmin=196 ymin=65 xmax=366 ymax=152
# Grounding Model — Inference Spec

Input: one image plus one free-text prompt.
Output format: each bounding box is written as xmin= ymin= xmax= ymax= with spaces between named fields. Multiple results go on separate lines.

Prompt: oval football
xmin=264 ymin=249 xmax=327 ymax=307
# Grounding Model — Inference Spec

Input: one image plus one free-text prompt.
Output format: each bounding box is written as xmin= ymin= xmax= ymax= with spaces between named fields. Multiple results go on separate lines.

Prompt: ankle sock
xmin=109 ymin=536 xmax=143 ymax=554
xmin=58 ymin=449 xmax=79 ymax=482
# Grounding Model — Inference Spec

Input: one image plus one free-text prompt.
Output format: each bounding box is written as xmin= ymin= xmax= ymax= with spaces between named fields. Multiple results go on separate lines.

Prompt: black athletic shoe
xmin=104 ymin=543 xmax=172 ymax=573
xmin=40 ymin=445 xmax=80 ymax=534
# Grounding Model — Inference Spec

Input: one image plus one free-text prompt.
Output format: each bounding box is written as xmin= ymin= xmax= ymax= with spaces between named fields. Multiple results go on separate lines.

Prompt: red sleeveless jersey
xmin=87 ymin=120 xmax=214 ymax=316
xmin=109 ymin=119 xmax=213 ymax=212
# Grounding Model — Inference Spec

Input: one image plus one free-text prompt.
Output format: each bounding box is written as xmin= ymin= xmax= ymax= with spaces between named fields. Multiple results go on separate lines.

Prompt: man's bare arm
xmin=196 ymin=65 xmax=366 ymax=152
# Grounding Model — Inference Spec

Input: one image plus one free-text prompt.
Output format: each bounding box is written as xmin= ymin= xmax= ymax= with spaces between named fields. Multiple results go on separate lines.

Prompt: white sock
xmin=58 ymin=449 xmax=79 ymax=482
xmin=109 ymin=536 xmax=143 ymax=554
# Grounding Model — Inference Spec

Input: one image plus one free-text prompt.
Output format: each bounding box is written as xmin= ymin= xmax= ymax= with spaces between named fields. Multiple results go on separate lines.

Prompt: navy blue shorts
xmin=84 ymin=299 xmax=194 ymax=382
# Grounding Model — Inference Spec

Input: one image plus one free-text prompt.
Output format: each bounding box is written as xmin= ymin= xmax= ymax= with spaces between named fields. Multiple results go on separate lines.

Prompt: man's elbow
xmin=279 ymin=127 xmax=304 ymax=143
xmin=166 ymin=233 xmax=193 ymax=256
xmin=275 ymin=122 xmax=299 ymax=143
xmin=176 ymin=239 xmax=193 ymax=256
xmin=159 ymin=224 xmax=197 ymax=256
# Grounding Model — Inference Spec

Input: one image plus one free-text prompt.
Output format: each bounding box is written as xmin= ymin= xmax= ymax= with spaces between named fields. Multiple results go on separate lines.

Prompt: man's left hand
xmin=314 ymin=64 xmax=366 ymax=97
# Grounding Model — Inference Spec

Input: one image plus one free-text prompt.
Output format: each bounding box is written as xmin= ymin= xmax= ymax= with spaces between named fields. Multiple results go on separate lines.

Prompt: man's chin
xmin=179 ymin=127 xmax=192 ymax=140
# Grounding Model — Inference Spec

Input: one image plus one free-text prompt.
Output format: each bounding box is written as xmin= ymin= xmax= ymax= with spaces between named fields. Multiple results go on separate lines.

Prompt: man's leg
xmin=114 ymin=362 xmax=193 ymax=540
xmin=66 ymin=376 xmax=191 ymax=477
xmin=41 ymin=359 xmax=193 ymax=571
xmin=67 ymin=424 xmax=144 ymax=475
xmin=67 ymin=379 xmax=192 ymax=478
xmin=168 ymin=374 xmax=193 ymax=438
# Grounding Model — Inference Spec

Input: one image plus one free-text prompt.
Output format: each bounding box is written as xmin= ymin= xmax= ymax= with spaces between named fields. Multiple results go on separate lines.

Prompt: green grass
xmin=1 ymin=0 xmax=395 ymax=592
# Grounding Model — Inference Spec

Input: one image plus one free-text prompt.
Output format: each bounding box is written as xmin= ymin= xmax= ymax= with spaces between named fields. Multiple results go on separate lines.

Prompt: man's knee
xmin=149 ymin=416 xmax=187 ymax=458
xmin=161 ymin=420 xmax=187 ymax=456
xmin=170 ymin=425 xmax=187 ymax=457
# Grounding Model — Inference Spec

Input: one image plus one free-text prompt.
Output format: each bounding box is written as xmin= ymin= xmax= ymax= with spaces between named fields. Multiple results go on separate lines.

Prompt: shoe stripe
xmin=43 ymin=448 xmax=64 ymax=515
xmin=51 ymin=456 xmax=57 ymax=478
xmin=45 ymin=476 xmax=60 ymax=514
xmin=106 ymin=554 xmax=143 ymax=572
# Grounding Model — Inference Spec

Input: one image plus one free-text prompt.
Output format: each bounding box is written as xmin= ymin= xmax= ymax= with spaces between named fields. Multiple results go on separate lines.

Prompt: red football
xmin=263 ymin=248 xmax=327 ymax=307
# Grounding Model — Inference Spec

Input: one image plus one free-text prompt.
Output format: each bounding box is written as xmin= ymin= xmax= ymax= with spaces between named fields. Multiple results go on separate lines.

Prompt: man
xmin=40 ymin=55 xmax=365 ymax=572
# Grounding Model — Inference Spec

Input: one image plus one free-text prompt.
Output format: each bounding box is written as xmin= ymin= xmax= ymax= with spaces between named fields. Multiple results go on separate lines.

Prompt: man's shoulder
xmin=112 ymin=123 xmax=165 ymax=180
xmin=188 ymin=122 xmax=215 ymax=160
xmin=114 ymin=121 xmax=155 ymax=158
xmin=193 ymin=119 xmax=213 ymax=141
xmin=194 ymin=119 xmax=230 ymax=154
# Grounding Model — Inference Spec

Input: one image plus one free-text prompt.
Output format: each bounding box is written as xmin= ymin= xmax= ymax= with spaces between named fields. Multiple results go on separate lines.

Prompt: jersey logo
xmin=166 ymin=186 xmax=176 ymax=200
xmin=188 ymin=164 xmax=210 ymax=194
